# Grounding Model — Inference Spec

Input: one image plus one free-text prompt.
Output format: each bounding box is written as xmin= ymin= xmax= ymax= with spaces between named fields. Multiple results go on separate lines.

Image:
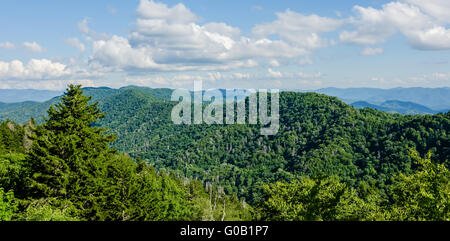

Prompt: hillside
xmin=0 ymin=87 xmax=448 ymax=203
xmin=2 ymin=87 xmax=449 ymax=122
xmin=102 ymin=90 xmax=447 ymax=203
xmin=0 ymin=85 xmax=448 ymax=221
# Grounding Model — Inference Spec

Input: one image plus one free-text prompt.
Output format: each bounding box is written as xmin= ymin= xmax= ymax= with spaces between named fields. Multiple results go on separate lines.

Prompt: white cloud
xmin=406 ymin=26 xmax=450 ymax=50
xmin=341 ymin=1 xmax=450 ymax=50
xmin=66 ymin=37 xmax=86 ymax=52
xmin=137 ymin=0 xmax=199 ymax=24
xmin=89 ymin=35 xmax=161 ymax=70
xmin=0 ymin=59 xmax=71 ymax=80
xmin=88 ymin=0 xmax=336 ymax=73
xmin=360 ymin=47 xmax=384 ymax=56
xmin=405 ymin=0 xmax=450 ymax=24
xmin=0 ymin=42 xmax=15 ymax=50
xmin=23 ymin=41 xmax=45 ymax=52
xmin=252 ymin=10 xmax=343 ymax=49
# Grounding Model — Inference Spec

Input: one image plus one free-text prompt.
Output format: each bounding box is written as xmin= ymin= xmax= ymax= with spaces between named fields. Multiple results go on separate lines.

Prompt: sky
xmin=0 ymin=0 xmax=449 ymax=90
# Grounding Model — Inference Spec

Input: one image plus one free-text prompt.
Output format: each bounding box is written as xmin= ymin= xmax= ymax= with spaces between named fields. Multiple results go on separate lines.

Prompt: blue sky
xmin=0 ymin=0 xmax=449 ymax=90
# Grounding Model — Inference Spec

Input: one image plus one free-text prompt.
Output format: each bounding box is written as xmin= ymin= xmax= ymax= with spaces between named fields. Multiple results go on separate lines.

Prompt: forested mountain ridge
xmin=2 ymin=86 xmax=450 ymax=123
xmin=0 ymin=86 xmax=448 ymax=203
xmin=102 ymin=90 xmax=447 ymax=203
xmin=0 ymin=85 xmax=448 ymax=221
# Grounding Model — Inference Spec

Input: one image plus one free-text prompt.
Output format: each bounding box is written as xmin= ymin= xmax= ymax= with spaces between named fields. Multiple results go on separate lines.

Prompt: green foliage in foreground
xmin=0 ymin=187 xmax=17 ymax=221
xmin=0 ymin=85 xmax=251 ymax=221
xmin=257 ymin=150 xmax=449 ymax=221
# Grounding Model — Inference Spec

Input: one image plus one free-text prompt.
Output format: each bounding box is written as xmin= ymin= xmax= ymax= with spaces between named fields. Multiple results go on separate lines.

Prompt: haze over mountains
xmin=314 ymin=87 xmax=450 ymax=112
xmin=0 ymin=87 xmax=449 ymax=118
xmin=0 ymin=89 xmax=63 ymax=103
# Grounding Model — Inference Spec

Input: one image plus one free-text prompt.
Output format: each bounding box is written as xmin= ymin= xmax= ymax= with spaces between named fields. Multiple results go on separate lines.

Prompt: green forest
xmin=0 ymin=85 xmax=448 ymax=221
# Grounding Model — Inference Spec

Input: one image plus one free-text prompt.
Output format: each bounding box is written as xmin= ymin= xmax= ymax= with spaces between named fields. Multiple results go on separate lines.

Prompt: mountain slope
xmin=92 ymin=90 xmax=449 ymax=203
xmin=0 ymin=86 xmax=448 ymax=204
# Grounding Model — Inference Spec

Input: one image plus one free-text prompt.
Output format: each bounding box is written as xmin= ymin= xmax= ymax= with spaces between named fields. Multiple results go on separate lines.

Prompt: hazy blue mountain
xmin=1 ymin=86 xmax=449 ymax=123
xmin=0 ymin=101 xmax=40 ymax=112
xmin=351 ymin=100 xmax=438 ymax=114
xmin=315 ymin=87 xmax=450 ymax=111
xmin=0 ymin=86 xmax=170 ymax=123
xmin=0 ymin=89 xmax=63 ymax=103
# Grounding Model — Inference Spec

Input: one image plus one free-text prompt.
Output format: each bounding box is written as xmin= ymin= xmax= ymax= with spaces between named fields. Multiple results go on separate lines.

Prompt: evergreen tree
xmin=0 ymin=187 xmax=17 ymax=221
xmin=26 ymin=84 xmax=116 ymax=216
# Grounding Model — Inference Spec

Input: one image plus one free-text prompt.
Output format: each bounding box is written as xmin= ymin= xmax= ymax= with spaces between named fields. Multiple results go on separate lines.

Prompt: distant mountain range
xmin=351 ymin=100 xmax=438 ymax=114
xmin=314 ymin=87 xmax=450 ymax=111
xmin=0 ymin=89 xmax=63 ymax=103
xmin=0 ymin=86 xmax=448 ymax=118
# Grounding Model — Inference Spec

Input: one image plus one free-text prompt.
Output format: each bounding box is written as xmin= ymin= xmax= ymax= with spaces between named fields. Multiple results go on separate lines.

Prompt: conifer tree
xmin=27 ymin=84 xmax=116 ymax=202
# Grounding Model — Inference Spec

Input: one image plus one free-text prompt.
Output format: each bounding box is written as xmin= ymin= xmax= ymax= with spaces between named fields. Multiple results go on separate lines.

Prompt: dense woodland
xmin=0 ymin=85 xmax=448 ymax=221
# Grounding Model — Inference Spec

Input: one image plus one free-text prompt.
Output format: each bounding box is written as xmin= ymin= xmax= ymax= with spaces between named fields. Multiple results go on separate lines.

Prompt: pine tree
xmin=27 ymin=84 xmax=116 ymax=201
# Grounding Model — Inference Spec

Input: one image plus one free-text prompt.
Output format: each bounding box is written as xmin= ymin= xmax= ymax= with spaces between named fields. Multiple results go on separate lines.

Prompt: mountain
xmin=0 ymin=86 xmax=127 ymax=123
xmin=351 ymin=100 xmax=438 ymax=114
xmin=0 ymin=89 xmax=63 ymax=103
xmin=1 ymin=85 xmax=448 ymax=221
xmin=1 ymin=87 xmax=448 ymax=120
xmin=0 ymin=86 xmax=448 ymax=205
xmin=315 ymin=87 xmax=450 ymax=111
xmin=96 ymin=89 xmax=449 ymax=203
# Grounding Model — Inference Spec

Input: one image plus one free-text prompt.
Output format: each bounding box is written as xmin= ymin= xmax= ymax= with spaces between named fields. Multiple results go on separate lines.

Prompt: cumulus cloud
xmin=87 ymin=0 xmax=337 ymax=73
xmin=252 ymin=10 xmax=343 ymax=49
xmin=0 ymin=42 xmax=15 ymax=50
xmin=90 ymin=35 xmax=160 ymax=70
xmin=0 ymin=59 xmax=71 ymax=80
xmin=341 ymin=1 xmax=450 ymax=50
xmin=136 ymin=0 xmax=199 ymax=24
xmin=360 ymin=47 xmax=384 ymax=56
xmin=404 ymin=0 xmax=450 ymax=24
xmin=23 ymin=41 xmax=45 ymax=52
